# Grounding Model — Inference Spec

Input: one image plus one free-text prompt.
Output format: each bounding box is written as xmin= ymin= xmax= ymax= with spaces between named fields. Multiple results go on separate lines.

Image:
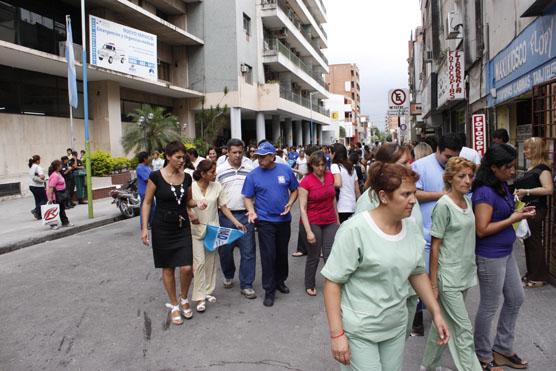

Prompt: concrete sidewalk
xmin=0 ymin=196 xmax=127 ymax=255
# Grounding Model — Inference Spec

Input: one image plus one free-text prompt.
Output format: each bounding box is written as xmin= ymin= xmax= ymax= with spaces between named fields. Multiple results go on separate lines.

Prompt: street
xmin=1 ymin=211 xmax=555 ymax=370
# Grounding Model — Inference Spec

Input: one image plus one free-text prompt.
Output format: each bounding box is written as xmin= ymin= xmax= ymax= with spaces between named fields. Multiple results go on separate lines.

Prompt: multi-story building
xmin=325 ymin=93 xmax=352 ymax=145
xmin=412 ymin=0 xmax=556 ymax=279
xmin=0 ymin=0 xmax=203 ymax=195
xmin=190 ymin=0 xmax=330 ymax=147
xmin=327 ymin=63 xmax=361 ymax=144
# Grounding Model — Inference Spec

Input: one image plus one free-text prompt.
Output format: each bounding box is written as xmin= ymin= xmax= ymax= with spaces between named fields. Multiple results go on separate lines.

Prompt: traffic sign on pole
xmin=387 ymin=88 xmax=410 ymax=116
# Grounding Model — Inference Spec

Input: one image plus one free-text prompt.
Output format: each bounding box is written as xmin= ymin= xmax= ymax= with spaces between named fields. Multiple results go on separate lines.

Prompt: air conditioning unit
xmin=240 ymin=64 xmax=250 ymax=73
xmin=447 ymin=11 xmax=464 ymax=39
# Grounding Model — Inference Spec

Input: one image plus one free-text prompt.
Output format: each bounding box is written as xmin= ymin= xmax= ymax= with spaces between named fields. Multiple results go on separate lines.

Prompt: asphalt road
xmin=1 ymin=213 xmax=555 ymax=370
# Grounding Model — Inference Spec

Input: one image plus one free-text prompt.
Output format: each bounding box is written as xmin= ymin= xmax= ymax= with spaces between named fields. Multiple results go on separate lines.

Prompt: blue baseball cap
xmin=255 ymin=141 xmax=276 ymax=156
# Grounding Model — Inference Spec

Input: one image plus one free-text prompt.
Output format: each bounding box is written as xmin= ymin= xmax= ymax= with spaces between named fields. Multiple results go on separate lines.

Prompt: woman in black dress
xmin=514 ymin=137 xmax=553 ymax=288
xmin=141 ymin=141 xmax=207 ymax=325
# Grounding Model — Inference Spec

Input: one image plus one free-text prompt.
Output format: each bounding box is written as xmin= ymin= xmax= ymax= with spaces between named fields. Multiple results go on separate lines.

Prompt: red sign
xmin=472 ymin=114 xmax=487 ymax=156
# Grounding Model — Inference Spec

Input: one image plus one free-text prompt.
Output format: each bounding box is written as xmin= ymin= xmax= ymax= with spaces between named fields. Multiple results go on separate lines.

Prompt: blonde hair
xmin=524 ymin=137 xmax=551 ymax=168
xmin=443 ymin=157 xmax=476 ymax=191
xmin=413 ymin=142 xmax=433 ymax=160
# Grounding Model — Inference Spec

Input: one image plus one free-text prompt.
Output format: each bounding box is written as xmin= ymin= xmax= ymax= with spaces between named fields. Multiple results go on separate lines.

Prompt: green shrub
xmin=129 ymin=155 xmax=139 ymax=170
xmin=90 ymin=151 xmax=113 ymax=176
xmin=112 ymin=157 xmax=131 ymax=172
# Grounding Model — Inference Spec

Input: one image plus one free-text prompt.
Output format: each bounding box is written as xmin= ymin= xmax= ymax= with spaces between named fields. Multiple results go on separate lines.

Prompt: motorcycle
xmin=110 ymin=178 xmax=140 ymax=218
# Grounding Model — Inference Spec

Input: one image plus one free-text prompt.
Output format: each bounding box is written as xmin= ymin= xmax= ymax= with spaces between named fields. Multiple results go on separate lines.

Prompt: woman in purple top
xmin=471 ymin=144 xmax=536 ymax=370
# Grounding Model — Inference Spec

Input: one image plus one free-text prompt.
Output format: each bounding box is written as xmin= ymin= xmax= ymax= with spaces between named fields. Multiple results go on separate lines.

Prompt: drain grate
xmin=0 ymin=183 xmax=21 ymax=197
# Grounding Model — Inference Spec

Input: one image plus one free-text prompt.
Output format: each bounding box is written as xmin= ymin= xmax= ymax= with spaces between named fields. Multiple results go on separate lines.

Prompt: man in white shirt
xmin=187 ymin=148 xmax=205 ymax=169
xmin=457 ymin=133 xmax=481 ymax=165
xmin=216 ymin=138 xmax=257 ymax=299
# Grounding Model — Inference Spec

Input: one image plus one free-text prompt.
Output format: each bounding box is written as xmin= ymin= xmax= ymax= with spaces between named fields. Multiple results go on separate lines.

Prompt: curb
xmin=0 ymin=214 xmax=126 ymax=256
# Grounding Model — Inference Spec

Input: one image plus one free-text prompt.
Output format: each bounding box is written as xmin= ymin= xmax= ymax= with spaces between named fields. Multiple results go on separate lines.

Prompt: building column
xmin=272 ymin=115 xmax=281 ymax=145
xmin=304 ymin=121 xmax=311 ymax=146
xmin=90 ymin=80 xmax=123 ymax=156
xmin=230 ymin=108 xmax=242 ymax=139
xmin=317 ymin=124 xmax=323 ymax=145
xmin=294 ymin=120 xmax=303 ymax=146
xmin=285 ymin=118 xmax=293 ymax=146
xmin=173 ymin=98 xmax=197 ymax=138
xmin=256 ymin=112 xmax=266 ymax=143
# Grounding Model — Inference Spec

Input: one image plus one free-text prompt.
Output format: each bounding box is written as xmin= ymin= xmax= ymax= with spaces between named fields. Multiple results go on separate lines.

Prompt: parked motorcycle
xmin=110 ymin=178 xmax=140 ymax=218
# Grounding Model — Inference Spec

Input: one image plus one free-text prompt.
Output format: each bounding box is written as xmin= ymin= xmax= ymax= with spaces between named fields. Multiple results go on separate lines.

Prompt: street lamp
xmin=138 ymin=112 xmax=154 ymax=152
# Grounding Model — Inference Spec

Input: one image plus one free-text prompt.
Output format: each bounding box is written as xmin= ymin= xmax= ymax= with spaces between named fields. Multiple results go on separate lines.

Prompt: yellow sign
xmin=331 ymin=111 xmax=339 ymax=120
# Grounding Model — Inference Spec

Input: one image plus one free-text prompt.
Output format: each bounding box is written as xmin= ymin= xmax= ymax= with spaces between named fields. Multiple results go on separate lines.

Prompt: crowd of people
xmin=134 ymin=129 xmax=550 ymax=370
xmin=27 ymin=148 xmax=87 ymax=229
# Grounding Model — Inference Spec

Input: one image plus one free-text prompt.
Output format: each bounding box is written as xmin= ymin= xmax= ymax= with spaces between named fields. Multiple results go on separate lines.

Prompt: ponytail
xmin=28 ymin=155 xmax=40 ymax=168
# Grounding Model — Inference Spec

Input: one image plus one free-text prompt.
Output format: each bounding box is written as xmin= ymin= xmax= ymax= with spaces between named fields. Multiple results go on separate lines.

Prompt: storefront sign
xmin=90 ymin=16 xmax=157 ymax=81
xmin=472 ymin=114 xmax=487 ymax=156
xmin=438 ymin=50 xmax=465 ymax=107
xmin=410 ymin=103 xmax=423 ymax=115
xmin=489 ymin=5 xmax=556 ymax=105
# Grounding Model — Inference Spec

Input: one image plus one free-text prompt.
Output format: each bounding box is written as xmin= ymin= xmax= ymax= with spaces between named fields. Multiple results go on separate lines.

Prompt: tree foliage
xmin=121 ymin=105 xmax=181 ymax=155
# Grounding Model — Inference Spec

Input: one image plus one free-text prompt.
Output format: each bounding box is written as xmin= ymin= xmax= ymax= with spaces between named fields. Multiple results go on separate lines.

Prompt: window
xmin=243 ymin=13 xmax=251 ymax=39
xmin=120 ymin=100 xmax=172 ymax=122
xmin=243 ymin=64 xmax=253 ymax=84
xmin=158 ymin=60 xmax=170 ymax=82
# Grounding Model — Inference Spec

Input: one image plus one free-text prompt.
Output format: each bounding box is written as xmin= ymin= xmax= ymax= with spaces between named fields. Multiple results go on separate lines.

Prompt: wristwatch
xmin=526 ymin=189 xmax=530 ymax=196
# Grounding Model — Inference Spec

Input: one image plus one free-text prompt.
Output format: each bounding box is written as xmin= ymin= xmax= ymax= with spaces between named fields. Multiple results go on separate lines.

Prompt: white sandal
xmin=205 ymin=295 xmax=216 ymax=304
xmin=196 ymin=300 xmax=206 ymax=312
xmin=165 ymin=303 xmax=183 ymax=325
xmin=179 ymin=297 xmax=193 ymax=319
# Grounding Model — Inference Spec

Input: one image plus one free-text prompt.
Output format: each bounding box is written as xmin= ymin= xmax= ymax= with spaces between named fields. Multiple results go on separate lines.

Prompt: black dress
xmin=149 ymin=170 xmax=193 ymax=268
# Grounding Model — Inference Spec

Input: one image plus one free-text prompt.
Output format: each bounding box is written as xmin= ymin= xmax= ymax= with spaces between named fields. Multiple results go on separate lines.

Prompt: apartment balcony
xmin=258 ymin=83 xmax=330 ymax=124
xmin=303 ymin=0 xmax=327 ymax=24
xmin=261 ymin=0 xmax=328 ymax=69
xmin=66 ymin=0 xmax=203 ymax=46
xmin=263 ymin=38 xmax=328 ymax=97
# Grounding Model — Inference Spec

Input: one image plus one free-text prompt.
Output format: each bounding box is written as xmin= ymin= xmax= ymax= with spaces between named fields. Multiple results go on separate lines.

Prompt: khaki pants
xmin=422 ymin=289 xmax=482 ymax=371
xmin=192 ymin=238 xmax=217 ymax=302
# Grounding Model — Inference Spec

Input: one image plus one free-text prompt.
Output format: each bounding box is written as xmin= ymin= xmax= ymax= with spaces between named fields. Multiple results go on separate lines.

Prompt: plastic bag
xmin=515 ymin=219 xmax=531 ymax=239
xmin=41 ymin=203 xmax=61 ymax=226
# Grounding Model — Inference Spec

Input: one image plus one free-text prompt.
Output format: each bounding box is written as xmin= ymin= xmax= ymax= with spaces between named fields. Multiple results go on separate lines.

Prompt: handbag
xmin=41 ymin=203 xmax=61 ymax=226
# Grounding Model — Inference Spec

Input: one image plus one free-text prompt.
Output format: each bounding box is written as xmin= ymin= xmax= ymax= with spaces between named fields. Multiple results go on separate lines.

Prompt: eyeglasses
xmin=249 ymin=150 xmax=256 ymax=153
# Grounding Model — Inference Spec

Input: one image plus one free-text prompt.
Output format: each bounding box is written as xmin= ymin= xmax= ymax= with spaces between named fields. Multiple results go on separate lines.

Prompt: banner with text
xmin=472 ymin=114 xmax=487 ymax=156
xmin=438 ymin=50 xmax=465 ymax=107
xmin=89 ymin=15 xmax=157 ymax=81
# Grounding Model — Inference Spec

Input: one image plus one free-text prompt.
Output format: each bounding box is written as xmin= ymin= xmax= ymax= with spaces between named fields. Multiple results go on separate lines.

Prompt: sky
xmin=325 ymin=0 xmax=421 ymax=129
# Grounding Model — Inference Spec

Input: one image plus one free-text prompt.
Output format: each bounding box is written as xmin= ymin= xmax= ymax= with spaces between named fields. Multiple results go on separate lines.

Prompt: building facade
xmin=0 ymin=0 xmax=203 ymax=194
xmin=412 ymin=0 xmax=556 ymax=281
xmin=327 ymin=63 xmax=361 ymax=144
xmin=191 ymin=0 xmax=330 ymax=147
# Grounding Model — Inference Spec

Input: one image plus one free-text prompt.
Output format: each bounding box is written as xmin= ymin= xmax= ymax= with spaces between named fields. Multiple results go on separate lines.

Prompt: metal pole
xmin=69 ymin=105 xmax=75 ymax=149
xmin=81 ymin=0 xmax=93 ymax=218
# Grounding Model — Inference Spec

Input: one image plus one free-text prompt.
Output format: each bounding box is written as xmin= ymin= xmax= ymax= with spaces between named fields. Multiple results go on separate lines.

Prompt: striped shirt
xmin=216 ymin=157 xmax=253 ymax=211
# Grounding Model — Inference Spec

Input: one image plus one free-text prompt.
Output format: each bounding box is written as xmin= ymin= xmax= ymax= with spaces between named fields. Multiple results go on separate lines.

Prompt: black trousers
xmin=338 ymin=212 xmax=353 ymax=223
xmin=257 ymin=221 xmax=291 ymax=294
xmin=29 ymin=186 xmax=47 ymax=217
xmin=54 ymin=190 xmax=70 ymax=225
xmin=524 ymin=207 xmax=549 ymax=281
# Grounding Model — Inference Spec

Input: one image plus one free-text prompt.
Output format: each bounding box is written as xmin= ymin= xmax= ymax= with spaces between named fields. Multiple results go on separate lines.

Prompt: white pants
xmin=192 ymin=238 xmax=217 ymax=302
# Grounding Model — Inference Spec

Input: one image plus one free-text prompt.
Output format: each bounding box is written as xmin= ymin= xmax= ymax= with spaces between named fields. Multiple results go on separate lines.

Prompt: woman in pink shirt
xmin=299 ymin=151 xmax=340 ymax=296
xmin=47 ymin=160 xmax=71 ymax=228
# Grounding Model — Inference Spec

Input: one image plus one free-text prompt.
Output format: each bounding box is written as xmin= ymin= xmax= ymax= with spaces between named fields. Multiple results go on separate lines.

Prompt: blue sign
xmin=488 ymin=5 xmax=556 ymax=106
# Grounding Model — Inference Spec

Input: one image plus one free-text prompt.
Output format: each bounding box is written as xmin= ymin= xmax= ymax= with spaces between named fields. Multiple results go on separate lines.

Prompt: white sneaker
xmin=50 ymin=225 xmax=60 ymax=230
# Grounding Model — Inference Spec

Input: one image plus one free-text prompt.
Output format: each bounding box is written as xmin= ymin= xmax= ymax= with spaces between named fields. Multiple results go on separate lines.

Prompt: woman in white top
xmin=28 ymin=155 xmax=47 ymax=220
xmin=294 ymin=149 xmax=309 ymax=179
xmin=331 ymin=143 xmax=360 ymax=223
xmin=151 ymin=151 xmax=164 ymax=171
xmin=190 ymin=160 xmax=246 ymax=313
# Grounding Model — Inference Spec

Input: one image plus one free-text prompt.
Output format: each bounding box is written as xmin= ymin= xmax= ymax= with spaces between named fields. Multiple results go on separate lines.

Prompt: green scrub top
xmin=321 ymin=212 xmax=426 ymax=342
xmin=355 ymin=188 xmax=424 ymax=233
xmin=430 ymin=195 xmax=477 ymax=292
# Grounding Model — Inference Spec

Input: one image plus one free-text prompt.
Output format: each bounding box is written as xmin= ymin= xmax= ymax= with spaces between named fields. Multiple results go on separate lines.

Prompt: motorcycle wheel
xmin=119 ymin=201 xmax=135 ymax=219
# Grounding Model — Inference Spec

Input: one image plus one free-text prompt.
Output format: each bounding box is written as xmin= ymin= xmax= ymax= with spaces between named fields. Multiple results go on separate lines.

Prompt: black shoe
xmin=410 ymin=311 xmax=424 ymax=337
xmin=263 ymin=292 xmax=275 ymax=307
xmin=276 ymin=283 xmax=290 ymax=294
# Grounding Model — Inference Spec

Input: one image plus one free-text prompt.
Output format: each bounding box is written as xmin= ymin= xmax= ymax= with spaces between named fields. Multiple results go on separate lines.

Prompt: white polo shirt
xmin=216 ymin=157 xmax=253 ymax=211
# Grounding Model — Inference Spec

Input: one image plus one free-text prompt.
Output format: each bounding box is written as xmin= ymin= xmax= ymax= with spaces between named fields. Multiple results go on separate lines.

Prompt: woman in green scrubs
xmin=421 ymin=157 xmax=483 ymax=371
xmin=322 ymin=161 xmax=449 ymax=370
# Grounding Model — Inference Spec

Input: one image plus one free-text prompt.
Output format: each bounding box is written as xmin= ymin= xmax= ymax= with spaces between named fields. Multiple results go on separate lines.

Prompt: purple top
xmin=472 ymin=184 xmax=516 ymax=258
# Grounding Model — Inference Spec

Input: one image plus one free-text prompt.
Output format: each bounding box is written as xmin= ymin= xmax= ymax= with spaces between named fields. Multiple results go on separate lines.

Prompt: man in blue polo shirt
xmin=242 ymin=141 xmax=299 ymax=307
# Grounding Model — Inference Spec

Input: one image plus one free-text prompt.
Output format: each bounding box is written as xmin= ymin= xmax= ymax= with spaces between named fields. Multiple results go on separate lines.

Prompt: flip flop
xmin=292 ymin=252 xmax=305 ymax=257
xmin=306 ymin=288 xmax=317 ymax=296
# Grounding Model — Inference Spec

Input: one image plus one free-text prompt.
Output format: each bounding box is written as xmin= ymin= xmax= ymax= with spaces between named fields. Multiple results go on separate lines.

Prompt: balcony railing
xmin=279 ymin=87 xmax=330 ymax=117
xmin=261 ymin=0 xmax=328 ymax=65
xmin=264 ymin=38 xmax=327 ymax=89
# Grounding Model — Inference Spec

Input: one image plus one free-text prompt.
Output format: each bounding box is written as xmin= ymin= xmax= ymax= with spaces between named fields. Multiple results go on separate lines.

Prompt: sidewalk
xmin=0 ymin=196 xmax=127 ymax=255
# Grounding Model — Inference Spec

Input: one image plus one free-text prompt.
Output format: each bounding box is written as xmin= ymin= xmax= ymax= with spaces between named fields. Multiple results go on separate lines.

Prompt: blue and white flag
xmin=65 ymin=15 xmax=78 ymax=109
xmin=203 ymin=225 xmax=245 ymax=252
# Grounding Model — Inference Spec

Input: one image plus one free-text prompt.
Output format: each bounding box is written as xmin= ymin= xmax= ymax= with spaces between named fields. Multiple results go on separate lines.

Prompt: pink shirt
xmin=299 ymin=171 xmax=337 ymax=225
xmin=47 ymin=171 xmax=66 ymax=201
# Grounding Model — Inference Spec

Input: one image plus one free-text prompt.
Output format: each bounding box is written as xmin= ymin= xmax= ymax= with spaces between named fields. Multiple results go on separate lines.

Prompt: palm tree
xmin=121 ymin=105 xmax=182 ymax=155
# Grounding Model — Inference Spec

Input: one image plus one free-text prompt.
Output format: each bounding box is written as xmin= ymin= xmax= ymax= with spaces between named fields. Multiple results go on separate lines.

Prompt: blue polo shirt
xmin=242 ymin=163 xmax=299 ymax=222
xmin=136 ymin=163 xmax=151 ymax=198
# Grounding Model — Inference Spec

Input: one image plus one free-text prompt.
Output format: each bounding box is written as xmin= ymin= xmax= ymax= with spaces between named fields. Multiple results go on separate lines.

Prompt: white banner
xmin=89 ymin=16 xmax=157 ymax=81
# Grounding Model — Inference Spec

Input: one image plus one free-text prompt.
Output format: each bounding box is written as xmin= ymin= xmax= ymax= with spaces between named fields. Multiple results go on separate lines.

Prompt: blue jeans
xmin=218 ymin=211 xmax=256 ymax=289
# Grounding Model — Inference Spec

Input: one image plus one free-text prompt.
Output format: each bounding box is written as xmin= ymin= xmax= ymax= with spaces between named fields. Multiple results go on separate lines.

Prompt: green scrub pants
xmin=341 ymin=330 xmax=406 ymax=371
xmin=421 ymin=290 xmax=482 ymax=371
